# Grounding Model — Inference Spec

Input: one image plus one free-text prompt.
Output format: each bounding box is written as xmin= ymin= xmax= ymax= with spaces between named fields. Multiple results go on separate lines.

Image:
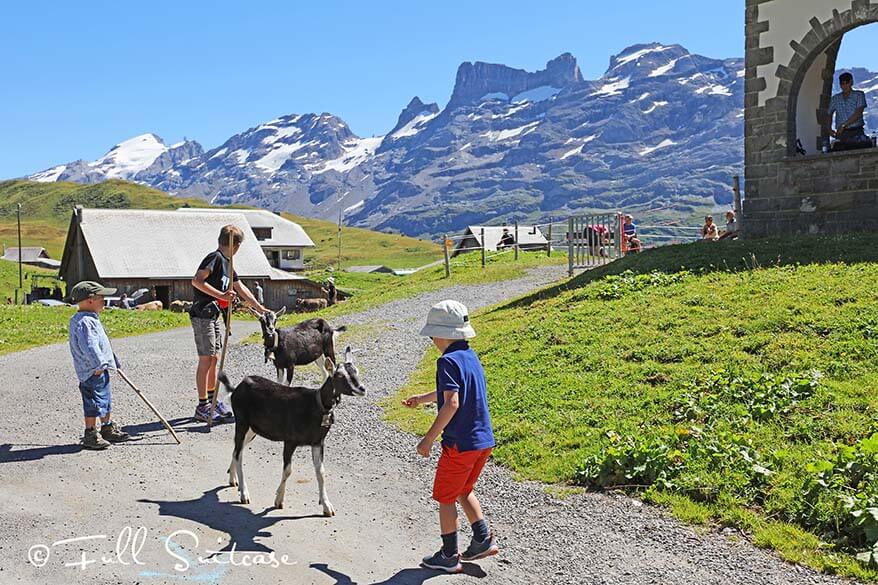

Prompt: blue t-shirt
xmin=435 ymin=341 xmax=495 ymax=452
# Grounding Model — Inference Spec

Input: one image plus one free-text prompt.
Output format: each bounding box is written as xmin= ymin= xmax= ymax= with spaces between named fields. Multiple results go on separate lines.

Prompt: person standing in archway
xmin=826 ymin=72 xmax=869 ymax=151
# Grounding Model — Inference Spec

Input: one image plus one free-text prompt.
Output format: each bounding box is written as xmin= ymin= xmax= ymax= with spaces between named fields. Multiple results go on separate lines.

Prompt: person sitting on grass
xmin=623 ymin=214 xmax=641 ymax=253
xmin=403 ymin=300 xmax=499 ymax=573
xmin=701 ymin=215 xmax=719 ymax=241
xmin=719 ymin=210 xmax=738 ymax=240
xmin=68 ymin=281 xmax=130 ymax=450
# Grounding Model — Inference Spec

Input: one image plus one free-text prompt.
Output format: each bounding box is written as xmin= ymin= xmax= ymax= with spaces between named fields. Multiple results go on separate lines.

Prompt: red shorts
xmin=432 ymin=444 xmax=493 ymax=504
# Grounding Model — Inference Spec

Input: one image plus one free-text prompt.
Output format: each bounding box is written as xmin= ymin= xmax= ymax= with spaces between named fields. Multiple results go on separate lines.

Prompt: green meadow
xmin=385 ymin=234 xmax=878 ymax=581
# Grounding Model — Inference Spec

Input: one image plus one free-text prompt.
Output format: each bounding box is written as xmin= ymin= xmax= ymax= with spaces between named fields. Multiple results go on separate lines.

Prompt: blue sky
xmin=1 ymin=1 xmax=875 ymax=178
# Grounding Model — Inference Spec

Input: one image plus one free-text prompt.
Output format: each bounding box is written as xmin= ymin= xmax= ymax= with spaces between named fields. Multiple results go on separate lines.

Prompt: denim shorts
xmin=191 ymin=316 xmax=222 ymax=357
xmin=79 ymin=370 xmax=112 ymax=418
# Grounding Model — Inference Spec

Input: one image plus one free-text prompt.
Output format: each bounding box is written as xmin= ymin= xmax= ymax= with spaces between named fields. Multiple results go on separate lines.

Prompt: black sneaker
xmin=81 ymin=427 xmax=110 ymax=450
xmin=461 ymin=532 xmax=499 ymax=561
xmin=100 ymin=421 xmax=130 ymax=443
xmin=421 ymin=550 xmax=462 ymax=573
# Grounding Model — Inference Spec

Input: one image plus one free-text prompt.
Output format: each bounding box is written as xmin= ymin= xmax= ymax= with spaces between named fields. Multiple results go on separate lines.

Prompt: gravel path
xmin=0 ymin=265 xmax=862 ymax=585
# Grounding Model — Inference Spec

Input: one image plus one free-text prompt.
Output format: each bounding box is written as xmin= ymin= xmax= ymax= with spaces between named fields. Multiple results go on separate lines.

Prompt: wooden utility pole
xmin=480 ymin=228 xmax=486 ymax=268
xmin=337 ymin=208 xmax=343 ymax=270
xmin=568 ymin=217 xmax=574 ymax=276
xmin=16 ymin=203 xmax=22 ymax=304
xmin=547 ymin=222 xmax=552 ymax=257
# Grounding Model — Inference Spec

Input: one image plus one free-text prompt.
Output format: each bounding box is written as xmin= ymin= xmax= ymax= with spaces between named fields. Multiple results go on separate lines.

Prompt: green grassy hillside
xmin=281 ymin=213 xmax=441 ymax=270
xmin=387 ymin=234 xmax=878 ymax=581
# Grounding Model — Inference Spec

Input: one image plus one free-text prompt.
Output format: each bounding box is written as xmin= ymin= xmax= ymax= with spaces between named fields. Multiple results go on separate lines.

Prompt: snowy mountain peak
xmin=90 ymin=133 xmax=168 ymax=179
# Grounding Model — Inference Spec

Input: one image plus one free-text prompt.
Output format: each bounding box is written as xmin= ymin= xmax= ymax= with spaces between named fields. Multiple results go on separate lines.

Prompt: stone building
xmin=745 ymin=0 xmax=878 ymax=236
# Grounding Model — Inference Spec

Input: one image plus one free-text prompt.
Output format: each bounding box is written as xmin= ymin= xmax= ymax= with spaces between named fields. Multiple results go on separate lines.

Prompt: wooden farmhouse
xmin=452 ymin=225 xmax=548 ymax=258
xmin=59 ymin=207 xmax=325 ymax=311
xmin=1 ymin=246 xmax=61 ymax=270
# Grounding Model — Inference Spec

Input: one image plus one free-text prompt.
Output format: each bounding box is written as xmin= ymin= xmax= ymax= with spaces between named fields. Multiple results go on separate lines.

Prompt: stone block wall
xmin=744 ymin=0 xmax=878 ymax=236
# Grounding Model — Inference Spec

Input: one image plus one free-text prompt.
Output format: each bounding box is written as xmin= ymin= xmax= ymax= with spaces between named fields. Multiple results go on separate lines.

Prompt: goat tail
xmin=216 ymin=371 xmax=235 ymax=399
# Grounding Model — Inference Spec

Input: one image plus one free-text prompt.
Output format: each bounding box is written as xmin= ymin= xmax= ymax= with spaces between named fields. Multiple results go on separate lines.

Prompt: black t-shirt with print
xmin=193 ymin=250 xmax=239 ymax=306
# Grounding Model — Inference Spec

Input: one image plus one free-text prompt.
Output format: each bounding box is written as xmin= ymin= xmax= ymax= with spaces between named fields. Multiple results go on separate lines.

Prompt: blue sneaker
xmin=461 ymin=532 xmax=499 ymax=561
xmin=421 ymin=550 xmax=462 ymax=573
xmin=215 ymin=400 xmax=234 ymax=418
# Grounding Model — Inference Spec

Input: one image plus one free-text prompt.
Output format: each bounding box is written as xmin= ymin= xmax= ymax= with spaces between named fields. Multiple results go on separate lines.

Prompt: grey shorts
xmin=191 ymin=317 xmax=222 ymax=357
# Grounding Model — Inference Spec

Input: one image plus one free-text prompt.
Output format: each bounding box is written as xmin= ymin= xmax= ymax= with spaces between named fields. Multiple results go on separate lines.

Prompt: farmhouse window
xmin=252 ymin=227 xmax=273 ymax=241
xmin=282 ymin=249 xmax=301 ymax=260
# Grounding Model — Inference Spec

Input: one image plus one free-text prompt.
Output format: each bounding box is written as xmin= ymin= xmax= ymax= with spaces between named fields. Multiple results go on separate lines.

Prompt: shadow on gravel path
xmin=0 ymin=442 xmax=81 ymax=462
xmin=139 ymin=486 xmax=324 ymax=552
xmin=310 ymin=561 xmax=487 ymax=584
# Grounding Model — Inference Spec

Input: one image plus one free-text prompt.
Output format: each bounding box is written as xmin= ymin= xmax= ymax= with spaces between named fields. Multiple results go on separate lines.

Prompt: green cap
xmin=69 ymin=281 xmax=116 ymax=303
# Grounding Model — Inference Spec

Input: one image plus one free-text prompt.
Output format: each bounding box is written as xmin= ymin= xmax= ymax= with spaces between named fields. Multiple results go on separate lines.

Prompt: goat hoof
xmin=274 ymin=500 xmax=284 ymax=509
xmin=229 ymin=479 xmax=237 ymax=487
xmin=322 ymin=503 xmax=336 ymax=517
xmin=240 ymin=495 xmax=250 ymax=504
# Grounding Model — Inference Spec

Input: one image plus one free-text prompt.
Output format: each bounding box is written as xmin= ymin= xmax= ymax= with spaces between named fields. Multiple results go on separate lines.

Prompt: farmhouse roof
xmin=63 ymin=208 xmax=276 ymax=279
xmin=345 ymin=265 xmax=394 ymax=273
xmin=463 ymin=225 xmax=548 ymax=250
xmin=177 ymin=208 xmax=315 ymax=248
xmin=2 ymin=247 xmax=50 ymax=262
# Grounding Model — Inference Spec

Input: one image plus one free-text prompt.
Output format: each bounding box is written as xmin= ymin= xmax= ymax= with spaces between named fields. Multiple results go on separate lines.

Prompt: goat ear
xmin=344 ymin=345 xmax=353 ymax=363
xmin=276 ymin=306 xmax=286 ymax=317
xmin=324 ymin=357 xmax=335 ymax=372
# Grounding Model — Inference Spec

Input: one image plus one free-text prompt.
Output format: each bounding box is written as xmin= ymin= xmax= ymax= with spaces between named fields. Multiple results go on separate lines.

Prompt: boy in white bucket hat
xmin=403 ymin=300 xmax=498 ymax=573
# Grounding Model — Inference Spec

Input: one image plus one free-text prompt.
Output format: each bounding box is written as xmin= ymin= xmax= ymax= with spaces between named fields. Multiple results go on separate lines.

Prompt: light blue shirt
xmin=829 ymin=90 xmax=867 ymax=129
xmin=69 ymin=311 xmax=116 ymax=383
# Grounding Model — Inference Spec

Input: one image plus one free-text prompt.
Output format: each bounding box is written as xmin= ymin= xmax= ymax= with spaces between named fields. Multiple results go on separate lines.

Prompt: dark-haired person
xmin=826 ymin=72 xmax=869 ymax=151
xmin=190 ymin=224 xmax=267 ymax=422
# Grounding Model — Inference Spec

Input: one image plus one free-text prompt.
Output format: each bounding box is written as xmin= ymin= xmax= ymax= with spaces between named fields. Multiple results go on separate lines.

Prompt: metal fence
xmin=567 ymin=213 xmax=622 ymax=275
xmin=435 ymin=215 xmax=704 ymax=278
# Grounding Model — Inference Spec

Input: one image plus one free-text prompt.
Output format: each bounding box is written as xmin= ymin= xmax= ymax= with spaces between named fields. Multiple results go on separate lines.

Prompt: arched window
xmin=791 ymin=21 xmax=878 ymax=156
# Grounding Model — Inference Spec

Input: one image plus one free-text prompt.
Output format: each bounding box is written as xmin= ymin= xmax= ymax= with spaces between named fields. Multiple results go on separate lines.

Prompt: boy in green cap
xmin=68 ymin=281 xmax=130 ymax=450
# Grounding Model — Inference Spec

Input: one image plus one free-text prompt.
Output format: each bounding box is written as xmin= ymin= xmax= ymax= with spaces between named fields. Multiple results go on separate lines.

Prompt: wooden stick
xmin=209 ymin=230 xmax=235 ymax=426
xmin=116 ymin=369 xmax=181 ymax=444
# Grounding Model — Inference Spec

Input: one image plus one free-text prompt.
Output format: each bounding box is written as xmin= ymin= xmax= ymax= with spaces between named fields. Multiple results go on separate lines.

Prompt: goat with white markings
xmin=252 ymin=308 xmax=347 ymax=385
xmin=217 ymin=345 xmax=365 ymax=514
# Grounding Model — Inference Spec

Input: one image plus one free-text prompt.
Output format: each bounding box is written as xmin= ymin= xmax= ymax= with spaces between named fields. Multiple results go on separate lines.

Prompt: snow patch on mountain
xmin=511 ymin=86 xmax=561 ymax=103
xmin=482 ymin=121 xmax=540 ymax=142
xmin=640 ymin=139 xmax=676 ymax=156
xmin=592 ymin=77 xmax=630 ymax=97
xmin=313 ymin=136 xmax=383 ymax=175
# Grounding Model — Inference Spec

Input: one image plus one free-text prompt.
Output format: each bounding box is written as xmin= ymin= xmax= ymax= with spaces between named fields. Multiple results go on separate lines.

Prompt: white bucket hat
xmin=419 ymin=300 xmax=476 ymax=339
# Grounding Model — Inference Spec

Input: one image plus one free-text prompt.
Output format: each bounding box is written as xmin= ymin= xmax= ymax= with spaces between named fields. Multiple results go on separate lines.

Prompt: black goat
xmin=252 ymin=308 xmax=347 ymax=385
xmin=217 ymin=346 xmax=366 ymax=514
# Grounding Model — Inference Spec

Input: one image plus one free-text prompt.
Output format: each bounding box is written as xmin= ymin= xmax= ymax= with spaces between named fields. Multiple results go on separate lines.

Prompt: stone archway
xmin=782 ymin=5 xmax=878 ymax=156
xmin=743 ymin=0 xmax=878 ymax=237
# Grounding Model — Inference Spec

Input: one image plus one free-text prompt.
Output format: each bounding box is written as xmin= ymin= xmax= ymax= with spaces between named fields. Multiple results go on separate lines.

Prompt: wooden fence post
xmin=547 ymin=222 xmax=552 ymax=257
xmin=733 ymin=175 xmax=742 ymax=232
xmin=514 ymin=221 xmax=519 ymax=260
xmin=568 ymin=217 xmax=574 ymax=276
xmin=480 ymin=227 xmax=486 ymax=268
xmin=443 ymin=233 xmax=451 ymax=278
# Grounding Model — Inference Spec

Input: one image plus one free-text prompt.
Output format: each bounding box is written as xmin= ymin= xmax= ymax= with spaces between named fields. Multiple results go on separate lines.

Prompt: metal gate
xmin=567 ymin=212 xmax=623 ymax=275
